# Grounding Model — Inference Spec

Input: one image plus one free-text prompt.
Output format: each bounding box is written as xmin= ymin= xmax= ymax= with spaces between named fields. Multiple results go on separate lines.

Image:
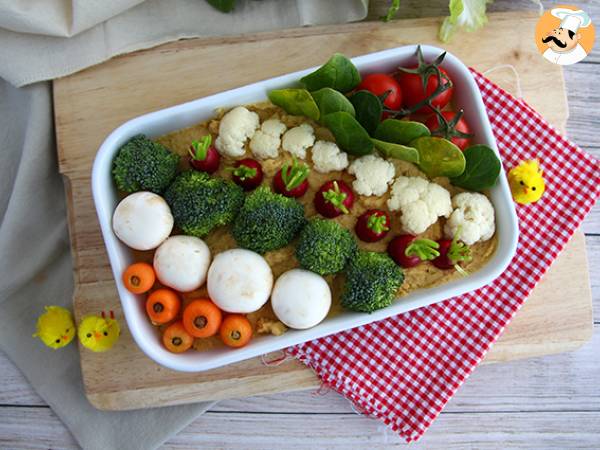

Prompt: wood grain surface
xmin=51 ymin=10 xmax=594 ymax=411
xmin=2 ymin=0 xmax=599 ymax=448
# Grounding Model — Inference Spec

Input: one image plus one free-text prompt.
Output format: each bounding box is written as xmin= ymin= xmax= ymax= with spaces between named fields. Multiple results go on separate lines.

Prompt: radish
xmin=273 ymin=158 xmax=310 ymax=198
xmin=432 ymin=234 xmax=471 ymax=274
xmin=314 ymin=180 xmax=354 ymax=218
xmin=355 ymin=209 xmax=390 ymax=242
xmin=188 ymin=135 xmax=220 ymax=173
xmin=431 ymin=239 xmax=454 ymax=269
xmin=387 ymin=235 xmax=440 ymax=268
xmin=231 ymin=158 xmax=263 ymax=191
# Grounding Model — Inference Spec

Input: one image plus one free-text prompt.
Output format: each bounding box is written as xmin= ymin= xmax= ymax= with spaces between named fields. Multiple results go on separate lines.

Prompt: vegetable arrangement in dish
xmin=109 ymin=47 xmax=501 ymax=354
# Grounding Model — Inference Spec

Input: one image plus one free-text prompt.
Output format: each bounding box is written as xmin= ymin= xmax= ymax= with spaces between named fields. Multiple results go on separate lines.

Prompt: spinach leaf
xmin=410 ymin=137 xmax=466 ymax=178
xmin=322 ymin=112 xmax=373 ymax=156
xmin=206 ymin=0 xmax=236 ymax=13
xmin=349 ymin=90 xmax=383 ymax=135
xmin=372 ymin=139 xmax=420 ymax=164
xmin=374 ymin=119 xmax=430 ymax=145
xmin=300 ymin=54 xmax=361 ymax=93
xmin=268 ymin=89 xmax=320 ymax=121
xmin=450 ymin=144 xmax=501 ymax=191
xmin=311 ymin=87 xmax=355 ymax=120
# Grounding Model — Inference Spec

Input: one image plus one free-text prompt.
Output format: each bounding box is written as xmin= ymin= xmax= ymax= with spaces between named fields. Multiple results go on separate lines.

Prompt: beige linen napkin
xmin=0 ymin=1 xmax=368 ymax=449
xmin=0 ymin=0 xmax=369 ymax=87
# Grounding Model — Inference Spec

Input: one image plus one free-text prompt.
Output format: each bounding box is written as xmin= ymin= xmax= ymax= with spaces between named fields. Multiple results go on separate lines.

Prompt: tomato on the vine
xmin=424 ymin=111 xmax=472 ymax=151
xmin=356 ymin=73 xmax=403 ymax=110
xmin=396 ymin=67 xmax=453 ymax=114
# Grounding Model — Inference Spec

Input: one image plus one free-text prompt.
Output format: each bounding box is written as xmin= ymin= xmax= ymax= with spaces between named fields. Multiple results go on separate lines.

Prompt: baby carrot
xmin=146 ymin=289 xmax=180 ymax=325
xmin=219 ymin=314 xmax=253 ymax=348
xmin=182 ymin=299 xmax=223 ymax=338
xmin=122 ymin=262 xmax=155 ymax=294
xmin=162 ymin=321 xmax=193 ymax=353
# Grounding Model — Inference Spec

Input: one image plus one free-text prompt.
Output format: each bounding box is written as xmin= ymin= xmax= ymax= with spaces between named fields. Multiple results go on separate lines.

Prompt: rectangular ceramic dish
xmin=92 ymin=45 xmax=519 ymax=372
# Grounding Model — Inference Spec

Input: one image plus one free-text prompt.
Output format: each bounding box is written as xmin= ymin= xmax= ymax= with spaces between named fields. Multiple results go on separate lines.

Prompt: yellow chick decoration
xmin=508 ymin=160 xmax=546 ymax=204
xmin=33 ymin=306 xmax=76 ymax=349
xmin=77 ymin=311 xmax=121 ymax=352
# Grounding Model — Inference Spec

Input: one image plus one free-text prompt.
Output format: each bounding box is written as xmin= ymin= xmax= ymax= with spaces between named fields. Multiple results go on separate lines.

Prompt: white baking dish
xmin=92 ymin=45 xmax=518 ymax=372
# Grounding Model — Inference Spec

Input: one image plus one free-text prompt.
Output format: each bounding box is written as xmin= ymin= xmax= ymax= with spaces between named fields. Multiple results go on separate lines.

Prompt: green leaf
xmin=311 ymin=88 xmax=355 ymax=121
xmin=322 ymin=112 xmax=373 ymax=156
xmin=206 ymin=0 xmax=236 ymax=13
xmin=371 ymin=139 xmax=420 ymax=164
xmin=439 ymin=0 xmax=491 ymax=42
xmin=411 ymin=137 xmax=466 ymax=178
xmin=374 ymin=119 xmax=430 ymax=145
xmin=349 ymin=90 xmax=383 ymax=136
xmin=300 ymin=53 xmax=361 ymax=93
xmin=381 ymin=0 xmax=401 ymax=22
xmin=268 ymin=89 xmax=320 ymax=121
xmin=450 ymin=144 xmax=501 ymax=191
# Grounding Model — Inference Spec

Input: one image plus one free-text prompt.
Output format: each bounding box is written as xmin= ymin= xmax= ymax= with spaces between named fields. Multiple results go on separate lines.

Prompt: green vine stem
xmin=384 ymin=46 xmax=454 ymax=118
xmin=428 ymin=107 xmax=474 ymax=141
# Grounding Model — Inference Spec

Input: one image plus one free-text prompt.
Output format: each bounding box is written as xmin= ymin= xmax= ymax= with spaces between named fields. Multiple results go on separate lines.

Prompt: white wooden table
xmin=1 ymin=1 xmax=599 ymax=448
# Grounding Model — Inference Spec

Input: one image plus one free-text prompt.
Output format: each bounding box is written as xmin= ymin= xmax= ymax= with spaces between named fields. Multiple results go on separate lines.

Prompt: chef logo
xmin=535 ymin=5 xmax=595 ymax=65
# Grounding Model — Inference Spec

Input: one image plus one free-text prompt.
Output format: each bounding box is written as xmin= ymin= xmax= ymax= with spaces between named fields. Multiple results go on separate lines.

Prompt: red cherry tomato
xmin=357 ymin=73 xmax=403 ymax=110
xmin=424 ymin=111 xmax=472 ymax=151
xmin=396 ymin=67 xmax=453 ymax=114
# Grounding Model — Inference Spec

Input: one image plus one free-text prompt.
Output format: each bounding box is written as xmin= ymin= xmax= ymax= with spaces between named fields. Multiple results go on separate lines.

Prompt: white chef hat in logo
xmin=551 ymin=8 xmax=591 ymax=33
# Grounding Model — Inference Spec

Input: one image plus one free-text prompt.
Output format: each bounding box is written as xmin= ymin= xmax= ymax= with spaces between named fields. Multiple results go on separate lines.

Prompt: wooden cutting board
xmin=53 ymin=11 xmax=593 ymax=411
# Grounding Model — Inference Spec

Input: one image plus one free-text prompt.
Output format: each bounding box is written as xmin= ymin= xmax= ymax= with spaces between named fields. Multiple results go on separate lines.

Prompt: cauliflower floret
xmin=249 ymin=119 xmax=287 ymax=160
xmin=387 ymin=176 xmax=452 ymax=235
xmin=347 ymin=154 xmax=395 ymax=196
xmin=444 ymin=192 xmax=495 ymax=245
xmin=262 ymin=118 xmax=287 ymax=136
xmin=387 ymin=176 xmax=429 ymax=209
xmin=281 ymin=123 xmax=315 ymax=159
xmin=215 ymin=106 xmax=260 ymax=157
xmin=311 ymin=141 xmax=349 ymax=173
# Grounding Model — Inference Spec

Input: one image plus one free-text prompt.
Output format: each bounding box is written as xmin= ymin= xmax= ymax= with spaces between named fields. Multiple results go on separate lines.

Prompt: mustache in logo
xmin=542 ymin=35 xmax=567 ymax=48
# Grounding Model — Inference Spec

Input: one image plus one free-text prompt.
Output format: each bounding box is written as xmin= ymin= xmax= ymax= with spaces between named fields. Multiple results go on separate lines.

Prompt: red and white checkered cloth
xmin=288 ymin=69 xmax=600 ymax=442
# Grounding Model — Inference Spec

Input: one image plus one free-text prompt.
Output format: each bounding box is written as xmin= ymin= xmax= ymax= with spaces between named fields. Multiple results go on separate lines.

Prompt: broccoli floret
xmin=164 ymin=170 xmax=244 ymax=237
xmin=112 ymin=134 xmax=179 ymax=193
xmin=296 ymin=218 xmax=357 ymax=275
xmin=232 ymin=186 xmax=306 ymax=254
xmin=341 ymin=251 xmax=404 ymax=313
